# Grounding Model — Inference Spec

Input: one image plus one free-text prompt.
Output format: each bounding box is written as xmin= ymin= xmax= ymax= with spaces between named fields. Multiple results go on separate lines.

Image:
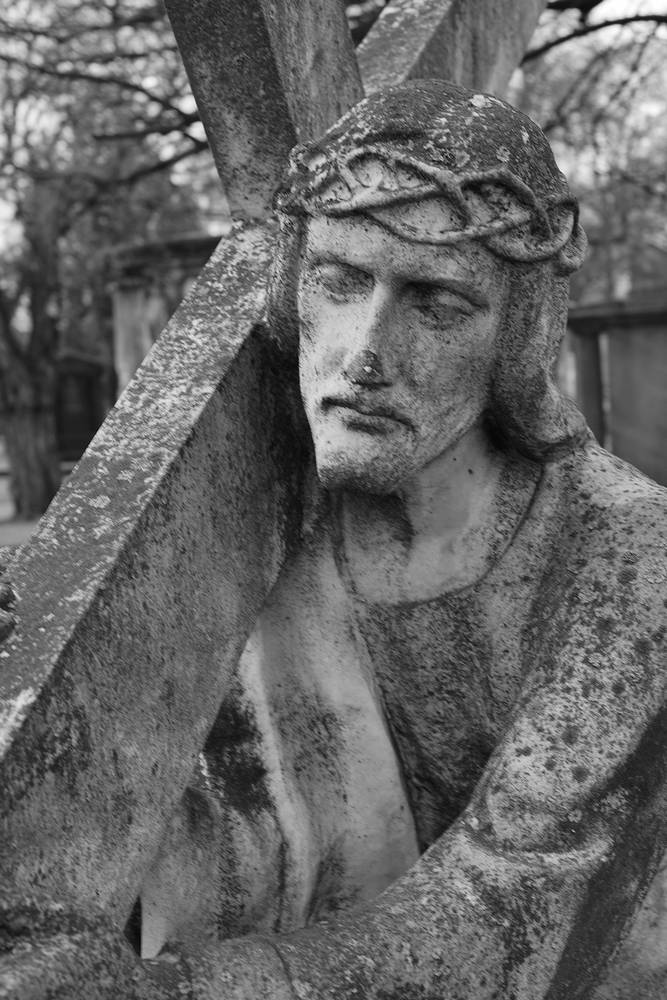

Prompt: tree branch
xmin=541 ymin=46 xmax=609 ymax=133
xmin=107 ymin=140 xmax=209 ymax=187
xmin=589 ymin=33 xmax=652 ymax=130
xmin=523 ymin=15 xmax=667 ymax=62
xmin=0 ymin=4 xmax=164 ymax=46
xmin=0 ymin=52 xmax=189 ymax=118
xmin=92 ymin=114 xmax=200 ymax=142
xmin=613 ymin=167 xmax=667 ymax=201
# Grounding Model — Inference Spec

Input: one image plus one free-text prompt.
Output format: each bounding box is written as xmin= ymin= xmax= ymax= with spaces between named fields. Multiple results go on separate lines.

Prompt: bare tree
xmin=518 ymin=2 xmax=667 ymax=303
xmin=0 ymin=0 xmax=210 ymax=517
xmin=2 ymin=0 xmax=667 ymax=517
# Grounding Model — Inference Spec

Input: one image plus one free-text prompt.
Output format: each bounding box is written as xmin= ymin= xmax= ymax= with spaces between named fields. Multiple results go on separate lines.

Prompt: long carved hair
xmin=267 ymin=80 xmax=589 ymax=463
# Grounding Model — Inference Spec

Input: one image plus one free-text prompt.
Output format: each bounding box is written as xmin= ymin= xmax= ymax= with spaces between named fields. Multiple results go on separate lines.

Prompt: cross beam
xmin=0 ymin=0 xmax=548 ymax=947
xmin=0 ymin=227 xmax=304 ymax=923
xmin=165 ymin=0 xmax=363 ymax=217
xmin=357 ymin=0 xmax=546 ymax=96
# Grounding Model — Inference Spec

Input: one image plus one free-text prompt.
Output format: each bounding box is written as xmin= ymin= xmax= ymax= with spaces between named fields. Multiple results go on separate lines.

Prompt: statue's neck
xmin=337 ymin=425 xmax=540 ymax=603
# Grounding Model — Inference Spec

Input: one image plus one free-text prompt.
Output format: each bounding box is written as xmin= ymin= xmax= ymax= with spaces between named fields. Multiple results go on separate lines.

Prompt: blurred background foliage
xmin=0 ymin=0 xmax=666 ymax=517
xmin=517 ymin=2 xmax=667 ymax=304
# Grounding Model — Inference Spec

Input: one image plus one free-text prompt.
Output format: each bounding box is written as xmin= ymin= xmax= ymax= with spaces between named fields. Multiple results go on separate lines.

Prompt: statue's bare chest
xmin=351 ymin=571 xmax=537 ymax=849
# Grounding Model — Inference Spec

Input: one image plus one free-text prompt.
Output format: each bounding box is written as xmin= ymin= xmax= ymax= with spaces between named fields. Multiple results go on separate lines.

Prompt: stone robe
xmin=141 ymin=439 xmax=667 ymax=999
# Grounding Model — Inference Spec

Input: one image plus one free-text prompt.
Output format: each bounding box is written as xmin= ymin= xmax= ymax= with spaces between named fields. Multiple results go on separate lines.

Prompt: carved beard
xmin=308 ymin=406 xmax=479 ymax=497
xmin=313 ymin=437 xmax=411 ymax=495
xmin=305 ymin=397 xmax=423 ymax=495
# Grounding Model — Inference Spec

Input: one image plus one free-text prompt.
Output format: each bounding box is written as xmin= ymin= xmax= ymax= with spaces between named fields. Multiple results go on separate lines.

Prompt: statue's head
xmin=270 ymin=80 xmax=588 ymax=494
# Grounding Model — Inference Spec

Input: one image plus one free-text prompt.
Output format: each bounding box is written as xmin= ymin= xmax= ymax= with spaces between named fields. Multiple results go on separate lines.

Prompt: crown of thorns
xmin=275 ymin=141 xmax=581 ymax=266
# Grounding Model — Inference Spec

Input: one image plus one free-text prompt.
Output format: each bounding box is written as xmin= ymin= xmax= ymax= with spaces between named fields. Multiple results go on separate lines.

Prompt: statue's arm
xmin=186 ymin=559 xmax=667 ymax=999
xmin=4 ymin=513 xmax=665 ymax=999
xmin=191 ymin=761 xmax=616 ymax=998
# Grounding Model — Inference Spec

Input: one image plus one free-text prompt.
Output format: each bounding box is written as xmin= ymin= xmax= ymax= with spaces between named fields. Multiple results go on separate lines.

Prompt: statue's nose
xmin=344 ymin=349 xmax=390 ymax=387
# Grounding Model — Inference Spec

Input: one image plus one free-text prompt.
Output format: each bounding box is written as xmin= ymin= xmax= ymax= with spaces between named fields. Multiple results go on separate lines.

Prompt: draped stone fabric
xmin=143 ymin=439 xmax=667 ymax=998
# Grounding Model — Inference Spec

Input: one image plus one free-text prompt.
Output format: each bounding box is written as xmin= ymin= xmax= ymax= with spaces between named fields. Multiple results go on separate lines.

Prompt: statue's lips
xmin=321 ymin=395 xmax=411 ymax=431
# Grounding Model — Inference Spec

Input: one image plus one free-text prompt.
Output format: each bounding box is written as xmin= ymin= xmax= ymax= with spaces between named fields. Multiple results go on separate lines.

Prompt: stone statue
xmin=4 ymin=80 xmax=667 ymax=999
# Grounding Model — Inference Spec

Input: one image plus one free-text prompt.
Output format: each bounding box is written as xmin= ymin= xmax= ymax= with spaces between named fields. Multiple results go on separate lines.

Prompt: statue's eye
xmin=310 ymin=261 xmax=371 ymax=300
xmin=406 ymin=282 xmax=476 ymax=322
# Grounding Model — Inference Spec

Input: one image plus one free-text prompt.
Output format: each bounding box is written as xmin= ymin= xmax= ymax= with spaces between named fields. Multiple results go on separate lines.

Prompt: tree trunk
xmin=0 ymin=334 xmax=61 ymax=521
xmin=3 ymin=405 xmax=60 ymax=520
xmin=0 ymin=198 xmax=63 ymax=521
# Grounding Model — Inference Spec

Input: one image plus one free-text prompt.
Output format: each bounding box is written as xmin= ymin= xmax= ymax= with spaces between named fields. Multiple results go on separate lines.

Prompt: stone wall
xmin=110 ymin=234 xmax=221 ymax=392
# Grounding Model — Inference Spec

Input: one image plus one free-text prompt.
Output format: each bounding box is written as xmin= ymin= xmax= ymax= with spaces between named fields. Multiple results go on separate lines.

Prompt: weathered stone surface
xmin=9 ymin=4 xmax=661 ymax=999
xmin=0 ymin=223 xmax=305 ymax=926
xmin=130 ymin=80 xmax=667 ymax=999
xmin=260 ymin=0 xmax=363 ymax=142
xmin=0 ymin=890 xmax=174 ymax=999
xmin=357 ymin=0 xmax=547 ymax=96
xmin=164 ymin=0 xmax=362 ymax=217
xmin=0 ymin=579 xmax=15 ymax=644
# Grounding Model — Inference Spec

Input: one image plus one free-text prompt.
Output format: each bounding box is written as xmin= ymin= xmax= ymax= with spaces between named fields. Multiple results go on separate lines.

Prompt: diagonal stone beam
xmin=0 ymin=0 xmax=553 ymax=945
xmin=164 ymin=0 xmax=363 ymax=219
xmin=0 ymin=224 xmax=306 ymax=924
xmin=0 ymin=0 xmax=363 ymax=927
xmin=0 ymin=0 xmax=361 ymax=934
xmin=358 ymin=0 xmax=548 ymax=97
xmin=260 ymin=0 xmax=364 ymax=143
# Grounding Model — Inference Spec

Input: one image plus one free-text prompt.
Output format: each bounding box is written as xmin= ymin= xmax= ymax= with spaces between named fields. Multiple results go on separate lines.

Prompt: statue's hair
xmin=267 ymin=80 xmax=590 ymax=463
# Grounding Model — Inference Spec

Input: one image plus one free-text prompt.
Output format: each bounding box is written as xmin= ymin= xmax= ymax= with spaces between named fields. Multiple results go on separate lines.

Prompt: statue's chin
xmin=315 ymin=450 xmax=407 ymax=495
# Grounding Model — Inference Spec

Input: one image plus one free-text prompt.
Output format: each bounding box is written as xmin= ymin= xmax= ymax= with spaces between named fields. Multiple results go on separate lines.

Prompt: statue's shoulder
xmin=570 ymin=441 xmax=667 ymax=526
xmin=561 ymin=441 xmax=667 ymax=585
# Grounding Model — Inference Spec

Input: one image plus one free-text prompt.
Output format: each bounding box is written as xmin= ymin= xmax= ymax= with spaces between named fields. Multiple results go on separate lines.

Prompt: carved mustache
xmin=321 ymin=393 xmax=413 ymax=429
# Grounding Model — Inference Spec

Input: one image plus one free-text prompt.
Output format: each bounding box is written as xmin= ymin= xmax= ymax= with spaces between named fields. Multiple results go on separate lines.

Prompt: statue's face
xmin=297 ymin=204 xmax=509 ymax=493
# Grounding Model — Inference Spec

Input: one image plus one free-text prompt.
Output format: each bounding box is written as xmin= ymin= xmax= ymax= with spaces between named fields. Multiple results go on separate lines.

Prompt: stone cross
xmin=0 ymin=0 xmax=547 ymax=988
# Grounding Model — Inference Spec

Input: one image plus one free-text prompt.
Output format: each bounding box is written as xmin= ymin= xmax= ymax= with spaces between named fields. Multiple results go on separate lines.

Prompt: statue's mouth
xmin=322 ymin=395 xmax=412 ymax=430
